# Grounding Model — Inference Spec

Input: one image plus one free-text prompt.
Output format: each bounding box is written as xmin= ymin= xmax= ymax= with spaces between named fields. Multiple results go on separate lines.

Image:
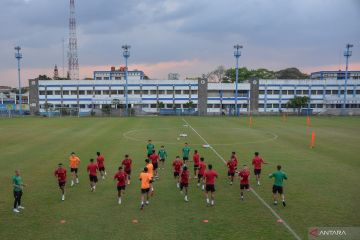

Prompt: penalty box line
xmin=182 ymin=118 xmax=302 ymax=240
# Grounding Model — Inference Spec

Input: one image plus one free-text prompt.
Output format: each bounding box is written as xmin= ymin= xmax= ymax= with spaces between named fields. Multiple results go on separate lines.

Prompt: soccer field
xmin=0 ymin=116 xmax=359 ymax=240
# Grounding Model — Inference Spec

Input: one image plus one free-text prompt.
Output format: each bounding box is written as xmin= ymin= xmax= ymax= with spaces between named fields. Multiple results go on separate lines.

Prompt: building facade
xmin=29 ymin=76 xmax=360 ymax=115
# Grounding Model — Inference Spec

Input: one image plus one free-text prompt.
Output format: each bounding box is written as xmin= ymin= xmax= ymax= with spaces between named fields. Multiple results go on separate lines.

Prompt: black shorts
xmin=70 ymin=168 xmax=78 ymax=173
xmin=254 ymin=169 xmax=261 ymax=175
xmin=147 ymin=153 xmax=151 ymax=157
xmin=272 ymin=185 xmax=283 ymax=194
xmin=99 ymin=167 xmax=105 ymax=171
xmin=183 ymin=157 xmax=189 ymax=161
xmin=240 ymin=184 xmax=249 ymax=190
xmin=206 ymin=184 xmax=215 ymax=192
xmin=125 ymin=169 xmax=131 ymax=175
xmin=58 ymin=181 xmax=66 ymax=188
xmin=174 ymin=172 xmax=180 ymax=177
xmin=160 ymin=158 xmax=165 ymax=162
xmin=117 ymin=185 xmax=126 ymax=191
xmin=198 ymin=173 xmax=204 ymax=179
xmin=180 ymin=183 xmax=188 ymax=190
xmin=153 ymin=162 xmax=158 ymax=170
xmin=89 ymin=175 xmax=98 ymax=183
xmin=228 ymin=172 xmax=235 ymax=177
xmin=194 ymin=165 xmax=199 ymax=170
xmin=141 ymin=188 xmax=150 ymax=194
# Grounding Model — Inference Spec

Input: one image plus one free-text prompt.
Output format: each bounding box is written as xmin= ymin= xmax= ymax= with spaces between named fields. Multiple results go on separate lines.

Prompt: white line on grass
xmin=182 ymin=118 xmax=302 ymax=240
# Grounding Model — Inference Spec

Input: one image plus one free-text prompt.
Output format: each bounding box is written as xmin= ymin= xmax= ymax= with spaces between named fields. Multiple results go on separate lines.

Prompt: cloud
xmin=0 ymin=0 xmax=359 ymax=87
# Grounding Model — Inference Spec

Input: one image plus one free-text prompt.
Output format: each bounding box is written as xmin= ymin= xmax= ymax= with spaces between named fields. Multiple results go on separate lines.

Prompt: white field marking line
xmin=182 ymin=118 xmax=302 ymax=240
xmin=122 ymin=128 xmax=279 ymax=146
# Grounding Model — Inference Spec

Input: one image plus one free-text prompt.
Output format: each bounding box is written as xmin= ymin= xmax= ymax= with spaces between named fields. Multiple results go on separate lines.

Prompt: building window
xmin=128 ymin=90 xmax=133 ymax=95
xmin=288 ymin=90 xmax=294 ymax=95
xmin=79 ymin=104 xmax=86 ymax=108
xmin=70 ymin=90 xmax=77 ymax=95
xmin=174 ymin=104 xmax=181 ymax=108
xmin=273 ymin=104 xmax=279 ymax=108
xmin=150 ymin=104 xmax=157 ymax=108
xmin=302 ymin=90 xmax=309 ymax=95
xmin=347 ymin=90 xmax=353 ymax=94
xmin=111 ymin=90 xmax=117 ymax=95
xmin=325 ymin=90 xmax=331 ymax=95
xmin=115 ymin=77 xmax=121 ymax=80
xmin=310 ymin=104 xmax=316 ymax=108
xmin=134 ymin=90 xmax=141 ymax=95
xmin=281 ymin=90 xmax=287 ymax=95
xmin=142 ymin=104 xmax=149 ymax=108
xmin=39 ymin=91 xmax=46 ymax=95
xmin=183 ymin=90 xmax=190 ymax=95
xmin=356 ymin=90 xmax=360 ymax=95
xmin=167 ymin=90 xmax=174 ymax=95
xmin=87 ymin=90 xmax=93 ymax=95
xmin=158 ymin=90 xmax=165 ymax=94
xmin=259 ymin=104 xmax=264 ymax=108
xmin=165 ymin=104 xmax=172 ymax=108
xmin=150 ymin=90 xmax=157 ymax=95
xmin=55 ymin=90 xmax=61 ymax=95
xmin=207 ymin=104 xmax=213 ymax=108
xmin=118 ymin=90 xmax=124 ymax=95
xmin=317 ymin=90 xmax=323 ymax=95
xmin=214 ymin=104 xmax=220 ymax=108
xmin=104 ymin=77 xmax=109 ymax=80
xmin=311 ymin=90 xmax=316 ymax=95
xmin=103 ymin=90 xmax=110 ymax=95
xmin=267 ymin=90 xmax=273 ymax=95
xmin=317 ymin=104 xmax=323 ymax=108
xmin=332 ymin=90 xmax=338 ymax=95
xmin=259 ymin=90 xmax=265 ymax=95
xmin=175 ymin=90 xmax=182 ymax=95
xmin=296 ymin=90 xmax=302 ymax=95
xmin=46 ymin=91 xmax=53 ymax=95
xmin=191 ymin=90 xmax=197 ymax=95
xmin=142 ymin=90 xmax=149 ymax=95
xmin=62 ymin=91 xmax=69 ymax=95
xmin=274 ymin=90 xmax=280 ymax=95
xmin=78 ymin=90 xmax=85 ymax=95
xmin=267 ymin=104 xmax=272 ymax=108
xmin=96 ymin=77 xmax=102 ymax=80
xmin=95 ymin=90 xmax=102 ymax=95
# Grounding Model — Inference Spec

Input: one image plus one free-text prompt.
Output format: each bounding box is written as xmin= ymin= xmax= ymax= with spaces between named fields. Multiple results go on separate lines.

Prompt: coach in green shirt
xmin=182 ymin=143 xmax=191 ymax=162
xmin=269 ymin=165 xmax=287 ymax=207
xmin=12 ymin=170 xmax=26 ymax=213
xmin=146 ymin=140 xmax=155 ymax=157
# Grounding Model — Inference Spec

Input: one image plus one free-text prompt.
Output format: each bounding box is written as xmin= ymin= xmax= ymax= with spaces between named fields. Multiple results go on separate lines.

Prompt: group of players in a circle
xmin=11 ymin=139 xmax=288 ymax=213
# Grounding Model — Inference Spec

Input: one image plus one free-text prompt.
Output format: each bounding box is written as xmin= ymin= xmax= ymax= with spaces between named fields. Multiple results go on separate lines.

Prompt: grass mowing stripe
xmin=182 ymin=118 xmax=302 ymax=240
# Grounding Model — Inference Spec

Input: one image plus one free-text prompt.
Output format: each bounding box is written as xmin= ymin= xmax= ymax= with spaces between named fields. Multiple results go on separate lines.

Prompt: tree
xmin=276 ymin=68 xmax=308 ymax=79
xmin=35 ymin=75 xmax=52 ymax=80
xmin=208 ymin=66 xmax=226 ymax=83
xmin=184 ymin=101 xmax=194 ymax=109
xmin=157 ymin=101 xmax=165 ymax=109
xmin=287 ymin=96 xmax=309 ymax=115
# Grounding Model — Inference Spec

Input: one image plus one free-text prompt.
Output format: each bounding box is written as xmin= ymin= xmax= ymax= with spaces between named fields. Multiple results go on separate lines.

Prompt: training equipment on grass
xmin=202 ymin=144 xmax=210 ymax=148
xmin=183 ymin=124 xmax=189 ymax=127
xmin=179 ymin=133 xmax=188 ymax=137
xmin=310 ymin=130 xmax=316 ymax=148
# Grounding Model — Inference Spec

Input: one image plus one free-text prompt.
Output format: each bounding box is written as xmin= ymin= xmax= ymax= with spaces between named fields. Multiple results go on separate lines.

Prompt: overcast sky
xmin=1 ymin=0 xmax=359 ymax=86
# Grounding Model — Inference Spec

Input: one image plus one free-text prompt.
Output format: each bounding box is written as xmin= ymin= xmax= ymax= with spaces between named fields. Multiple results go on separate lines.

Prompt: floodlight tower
xmin=343 ymin=43 xmax=353 ymax=112
xmin=234 ymin=44 xmax=243 ymax=116
xmin=122 ymin=44 xmax=131 ymax=116
xmin=68 ymin=0 xmax=79 ymax=80
xmin=14 ymin=46 xmax=22 ymax=115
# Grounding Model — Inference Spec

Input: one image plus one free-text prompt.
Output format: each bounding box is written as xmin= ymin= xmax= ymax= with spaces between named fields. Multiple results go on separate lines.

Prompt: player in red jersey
xmin=54 ymin=163 xmax=67 ymax=201
xmin=96 ymin=152 xmax=106 ymax=180
xmin=252 ymin=152 xmax=267 ymax=185
xmin=193 ymin=150 xmax=200 ymax=178
xmin=122 ymin=154 xmax=132 ymax=185
xmin=239 ymin=165 xmax=250 ymax=200
xmin=227 ymin=158 xmax=236 ymax=185
xmin=198 ymin=157 xmax=206 ymax=190
xmin=87 ymin=159 xmax=98 ymax=192
xmin=172 ymin=156 xmax=183 ymax=188
xmin=149 ymin=150 xmax=159 ymax=179
xmin=114 ymin=166 xmax=127 ymax=205
xmin=204 ymin=164 xmax=218 ymax=206
xmin=231 ymin=151 xmax=238 ymax=169
xmin=179 ymin=166 xmax=190 ymax=202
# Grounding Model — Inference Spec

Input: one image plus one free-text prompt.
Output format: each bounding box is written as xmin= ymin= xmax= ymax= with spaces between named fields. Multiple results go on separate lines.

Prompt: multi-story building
xmin=310 ymin=70 xmax=360 ymax=80
xmin=93 ymin=66 xmax=144 ymax=80
xmin=29 ymin=73 xmax=360 ymax=115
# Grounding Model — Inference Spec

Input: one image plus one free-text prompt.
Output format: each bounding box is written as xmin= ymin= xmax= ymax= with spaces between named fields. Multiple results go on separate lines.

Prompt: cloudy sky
xmin=1 ymin=0 xmax=359 ymax=86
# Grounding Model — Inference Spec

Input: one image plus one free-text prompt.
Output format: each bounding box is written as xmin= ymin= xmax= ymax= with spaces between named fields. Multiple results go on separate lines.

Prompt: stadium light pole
xmin=122 ymin=44 xmax=131 ymax=116
xmin=343 ymin=43 xmax=353 ymax=113
xmin=234 ymin=44 xmax=243 ymax=116
xmin=15 ymin=46 xmax=23 ymax=115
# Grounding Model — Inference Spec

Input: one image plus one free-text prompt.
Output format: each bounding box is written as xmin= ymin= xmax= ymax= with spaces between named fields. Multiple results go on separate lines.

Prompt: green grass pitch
xmin=0 ymin=116 xmax=359 ymax=240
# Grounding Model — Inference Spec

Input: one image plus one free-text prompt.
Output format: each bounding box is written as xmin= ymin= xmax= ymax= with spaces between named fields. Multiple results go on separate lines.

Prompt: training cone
xmin=132 ymin=219 xmax=138 ymax=224
xmin=203 ymin=220 xmax=209 ymax=223
xmin=306 ymin=116 xmax=311 ymax=127
xmin=60 ymin=220 xmax=66 ymax=224
xmin=310 ymin=130 xmax=316 ymax=148
xmin=249 ymin=115 xmax=253 ymax=128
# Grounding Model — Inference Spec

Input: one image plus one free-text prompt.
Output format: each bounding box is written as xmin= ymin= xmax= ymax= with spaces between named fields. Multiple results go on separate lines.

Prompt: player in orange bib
xmin=145 ymin=159 xmax=154 ymax=194
xmin=139 ymin=167 xmax=152 ymax=210
xmin=69 ymin=152 xmax=80 ymax=186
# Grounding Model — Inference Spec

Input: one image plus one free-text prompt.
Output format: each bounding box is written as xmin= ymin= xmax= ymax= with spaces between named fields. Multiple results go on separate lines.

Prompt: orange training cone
xmin=310 ymin=130 xmax=315 ymax=148
xmin=306 ymin=116 xmax=311 ymax=127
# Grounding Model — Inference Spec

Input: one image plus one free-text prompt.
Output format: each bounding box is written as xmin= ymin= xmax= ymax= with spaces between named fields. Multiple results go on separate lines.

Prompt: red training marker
xmin=203 ymin=220 xmax=209 ymax=223
xmin=277 ymin=219 xmax=283 ymax=223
